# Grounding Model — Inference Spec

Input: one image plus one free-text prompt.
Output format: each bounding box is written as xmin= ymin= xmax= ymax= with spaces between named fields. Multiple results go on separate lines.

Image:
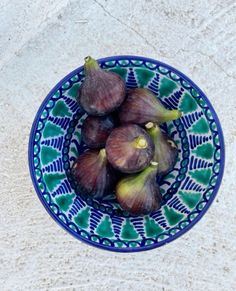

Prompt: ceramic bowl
xmin=29 ymin=56 xmax=224 ymax=252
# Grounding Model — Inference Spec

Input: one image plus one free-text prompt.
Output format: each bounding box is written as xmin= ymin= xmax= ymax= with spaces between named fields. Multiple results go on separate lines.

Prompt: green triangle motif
xmin=121 ymin=219 xmax=139 ymax=240
xmin=52 ymin=101 xmax=72 ymax=117
xmin=55 ymin=193 xmax=75 ymax=212
xmin=190 ymin=118 xmax=209 ymax=134
xmin=179 ymin=93 xmax=198 ymax=113
xmin=44 ymin=173 xmax=65 ymax=192
xmin=96 ymin=216 xmax=114 ymax=238
xmin=189 ymin=169 xmax=211 ymax=185
xmin=193 ymin=143 xmax=214 ymax=159
xmin=74 ymin=207 xmax=90 ymax=229
xmin=179 ymin=191 xmax=202 ymax=209
xmin=41 ymin=146 xmax=60 ymax=165
xmin=163 ymin=206 xmax=184 ymax=226
xmin=109 ymin=68 xmax=127 ymax=80
xmin=68 ymin=84 xmax=80 ymax=98
xmin=135 ymin=68 xmax=155 ymax=87
xmin=43 ymin=122 xmax=64 ymax=138
xmin=159 ymin=77 xmax=177 ymax=97
xmin=144 ymin=217 xmax=163 ymax=237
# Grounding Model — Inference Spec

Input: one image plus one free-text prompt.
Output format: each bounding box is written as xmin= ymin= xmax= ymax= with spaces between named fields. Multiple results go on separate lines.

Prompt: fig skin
xmin=81 ymin=115 xmax=116 ymax=148
xmin=119 ymin=88 xmax=182 ymax=125
xmin=105 ymin=124 xmax=154 ymax=174
xmin=78 ymin=56 xmax=126 ymax=116
xmin=146 ymin=122 xmax=178 ymax=175
xmin=71 ymin=149 xmax=116 ymax=199
xmin=116 ymin=162 xmax=162 ymax=215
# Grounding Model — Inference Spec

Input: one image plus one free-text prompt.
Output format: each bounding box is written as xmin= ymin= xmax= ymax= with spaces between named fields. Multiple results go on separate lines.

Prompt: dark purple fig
xmin=81 ymin=115 xmax=116 ymax=148
xmin=105 ymin=124 xmax=154 ymax=174
xmin=119 ymin=88 xmax=182 ymax=125
xmin=145 ymin=122 xmax=178 ymax=175
xmin=116 ymin=162 xmax=162 ymax=215
xmin=71 ymin=149 xmax=116 ymax=199
xmin=78 ymin=56 xmax=126 ymax=116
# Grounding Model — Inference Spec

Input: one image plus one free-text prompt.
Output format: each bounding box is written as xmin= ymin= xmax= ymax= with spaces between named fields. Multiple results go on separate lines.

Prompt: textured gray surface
xmin=0 ymin=0 xmax=236 ymax=290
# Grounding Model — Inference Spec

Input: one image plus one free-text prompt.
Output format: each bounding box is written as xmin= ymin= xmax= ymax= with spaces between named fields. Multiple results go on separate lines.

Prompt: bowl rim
xmin=28 ymin=55 xmax=225 ymax=252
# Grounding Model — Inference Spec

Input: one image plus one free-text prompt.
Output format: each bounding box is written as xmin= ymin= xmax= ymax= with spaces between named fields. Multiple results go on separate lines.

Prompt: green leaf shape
xmin=52 ymin=101 xmax=72 ymax=117
xmin=68 ymin=84 xmax=80 ymax=98
xmin=189 ymin=169 xmax=212 ymax=185
xmin=44 ymin=173 xmax=65 ymax=192
xmin=55 ymin=193 xmax=75 ymax=212
xmin=163 ymin=206 xmax=184 ymax=226
xmin=193 ymin=143 xmax=214 ymax=159
xmin=135 ymin=68 xmax=155 ymax=87
xmin=41 ymin=146 xmax=60 ymax=165
xmin=144 ymin=216 xmax=163 ymax=237
xmin=74 ymin=207 xmax=90 ymax=229
xmin=109 ymin=68 xmax=127 ymax=80
xmin=179 ymin=93 xmax=198 ymax=113
xmin=96 ymin=216 xmax=114 ymax=238
xmin=43 ymin=122 xmax=64 ymax=138
xmin=121 ymin=219 xmax=139 ymax=240
xmin=159 ymin=77 xmax=177 ymax=97
xmin=190 ymin=118 xmax=209 ymax=134
xmin=179 ymin=191 xmax=202 ymax=209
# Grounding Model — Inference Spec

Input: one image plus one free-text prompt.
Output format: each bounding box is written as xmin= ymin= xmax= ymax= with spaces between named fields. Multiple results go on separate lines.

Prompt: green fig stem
xmin=145 ymin=122 xmax=155 ymax=129
xmin=146 ymin=123 xmax=161 ymax=140
xmin=135 ymin=162 xmax=158 ymax=185
xmin=99 ymin=148 xmax=106 ymax=158
xmin=118 ymin=162 xmax=158 ymax=194
xmin=98 ymin=148 xmax=107 ymax=163
xmin=150 ymin=161 xmax=158 ymax=167
xmin=159 ymin=109 xmax=182 ymax=123
xmin=84 ymin=56 xmax=100 ymax=72
xmin=133 ymin=136 xmax=148 ymax=149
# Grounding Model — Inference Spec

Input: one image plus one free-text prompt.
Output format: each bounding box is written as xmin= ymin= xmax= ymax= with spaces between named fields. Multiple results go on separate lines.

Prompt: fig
xmin=119 ymin=88 xmax=181 ymax=125
xmin=105 ymin=124 xmax=154 ymax=173
xmin=78 ymin=56 xmax=126 ymax=116
xmin=71 ymin=149 xmax=116 ymax=199
xmin=81 ymin=115 xmax=116 ymax=148
xmin=145 ymin=122 xmax=178 ymax=175
xmin=116 ymin=162 xmax=162 ymax=215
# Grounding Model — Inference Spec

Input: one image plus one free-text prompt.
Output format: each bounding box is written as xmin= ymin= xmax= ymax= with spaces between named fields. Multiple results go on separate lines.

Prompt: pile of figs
xmin=72 ymin=56 xmax=181 ymax=216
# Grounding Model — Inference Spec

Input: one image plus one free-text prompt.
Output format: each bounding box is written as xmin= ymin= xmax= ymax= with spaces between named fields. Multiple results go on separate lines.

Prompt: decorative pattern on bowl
xmin=29 ymin=56 xmax=224 ymax=252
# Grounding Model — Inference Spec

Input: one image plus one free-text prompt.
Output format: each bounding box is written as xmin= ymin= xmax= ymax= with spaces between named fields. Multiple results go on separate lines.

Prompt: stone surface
xmin=0 ymin=0 xmax=235 ymax=290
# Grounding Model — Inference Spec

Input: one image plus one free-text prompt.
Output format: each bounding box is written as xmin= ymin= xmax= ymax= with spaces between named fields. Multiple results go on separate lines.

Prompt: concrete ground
xmin=0 ymin=0 xmax=235 ymax=290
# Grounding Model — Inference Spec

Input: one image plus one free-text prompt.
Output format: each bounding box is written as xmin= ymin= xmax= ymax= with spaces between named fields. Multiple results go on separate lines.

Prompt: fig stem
xmin=119 ymin=162 xmax=158 ymax=193
xmin=134 ymin=136 xmax=148 ymax=149
xmin=146 ymin=124 xmax=161 ymax=140
xmin=145 ymin=122 xmax=154 ymax=129
xmin=150 ymin=161 xmax=158 ymax=167
xmin=159 ymin=109 xmax=182 ymax=123
xmin=84 ymin=56 xmax=99 ymax=72
xmin=98 ymin=148 xmax=107 ymax=162
xmin=137 ymin=162 xmax=158 ymax=182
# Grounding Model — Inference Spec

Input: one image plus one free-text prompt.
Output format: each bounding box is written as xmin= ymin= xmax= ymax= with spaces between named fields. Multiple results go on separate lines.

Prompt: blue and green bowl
xmin=29 ymin=56 xmax=224 ymax=252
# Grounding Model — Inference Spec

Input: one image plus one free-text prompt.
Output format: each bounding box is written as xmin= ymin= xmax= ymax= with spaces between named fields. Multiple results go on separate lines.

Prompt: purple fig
xmin=119 ymin=88 xmax=181 ymax=125
xmin=78 ymin=56 xmax=126 ymax=116
xmin=145 ymin=122 xmax=178 ymax=175
xmin=81 ymin=115 xmax=116 ymax=148
xmin=105 ymin=124 xmax=154 ymax=174
xmin=71 ymin=149 xmax=116 ymax=199
xmin=116 ymin=162 xmax=162 ymax=215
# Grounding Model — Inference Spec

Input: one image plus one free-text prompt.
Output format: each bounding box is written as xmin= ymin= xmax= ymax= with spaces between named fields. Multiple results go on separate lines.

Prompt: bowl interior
xmin=30 ymin=56 xmax=224 ymax=251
